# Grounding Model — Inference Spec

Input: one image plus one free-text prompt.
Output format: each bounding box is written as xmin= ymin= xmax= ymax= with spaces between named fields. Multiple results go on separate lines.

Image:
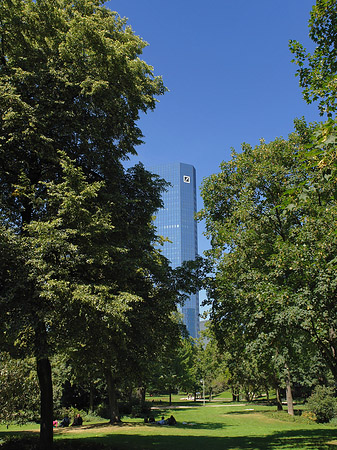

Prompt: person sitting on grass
xmin=71 ymin=413 xmax=83 ymax=426
xmin=59 ymin=415 xmax=70 ymax=427
xmin=167 ymin=415 xmax=177 ymax=426
xmin=157 ymin=416 xmax=167 ymax=425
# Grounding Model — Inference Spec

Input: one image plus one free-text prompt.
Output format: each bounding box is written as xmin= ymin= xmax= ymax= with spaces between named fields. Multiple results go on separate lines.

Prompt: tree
xmin=0 ymin=1 xmax=167 ymax=447
xmin=147 ymin=332 xmax=196 ymax=405
xmin=199 ymin=129 xmax=337 ymax=414
xmin=289 ymin=0 xmax=337 ymax=117
xmin=289 ymin=3 xmax=337 ymax=381
xmin=194 ymin=329 xmax=230 ymax=402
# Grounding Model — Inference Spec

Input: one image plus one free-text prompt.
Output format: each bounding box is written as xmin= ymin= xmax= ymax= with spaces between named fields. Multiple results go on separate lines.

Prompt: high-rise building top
xmin=148 ymin=162 xmax=200 ymax=339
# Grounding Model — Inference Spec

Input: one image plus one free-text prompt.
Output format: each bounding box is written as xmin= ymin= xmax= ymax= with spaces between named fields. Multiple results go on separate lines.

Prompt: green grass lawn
xmin=1 ymin=401 xmax=337 ymax=449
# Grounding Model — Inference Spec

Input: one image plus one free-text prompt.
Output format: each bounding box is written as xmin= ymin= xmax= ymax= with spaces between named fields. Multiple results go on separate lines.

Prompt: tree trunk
xmin=105 ymin=370 xmax=120 ymax=423
xmin=276 ymin=386 xmax=283 ymax=411
xmin=37 ymin=357 xmax=53 ymax=450
xmin=137 ymin=386 xmax=146 ymax=410
xmin=89 ymin=383 xmax=95 ymax=413
xmin=169 ymin=387 xmax=172 ymax=406
xmin=34 ymin=320 xmax=53 ymax=450
xmin=285 ymin=365 xmax=294 ymax=416
xmin=209 ymin=387 xmax=213 ymax=402
xmin=232 ymin=388 xmax=239 ymax=402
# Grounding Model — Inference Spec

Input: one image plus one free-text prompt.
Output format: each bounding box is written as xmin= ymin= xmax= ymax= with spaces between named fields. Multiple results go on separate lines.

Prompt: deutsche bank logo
xmin=183 ymin=175 xmax=191 ymax=184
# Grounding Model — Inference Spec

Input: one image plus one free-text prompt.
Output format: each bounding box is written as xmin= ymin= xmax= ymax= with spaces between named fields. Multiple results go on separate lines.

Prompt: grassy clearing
xmin=1 ymin=401 xmax=337 ymax=449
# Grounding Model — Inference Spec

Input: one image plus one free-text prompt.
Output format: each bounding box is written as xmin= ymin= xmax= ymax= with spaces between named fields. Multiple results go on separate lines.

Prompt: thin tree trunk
xmin=276 ymin=386 xmax=283 ymax=411
xmin=141 ymin=387 xmax=146 ymax=407
xmin=37 ymin=357 xmax=53 ymax=450
xmin=274 ymin=348 xmax=283 ymax=411
xmin=285 ymin=364 xmax=294 ymax=416
xmin=105 ymin=370 xmax=120 ymax=423
xmin=169 ymin=387 xmax=172 ymax=406
xmin=89 ymin=383 xmax=95 ymax=413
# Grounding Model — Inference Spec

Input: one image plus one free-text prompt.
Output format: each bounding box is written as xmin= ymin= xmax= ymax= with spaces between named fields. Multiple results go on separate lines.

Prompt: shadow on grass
xmin=0 ymin=430 xmax=40 ymax=439
xmin=151 ymin=402 xmax=200 ymax=410
xmin=221 ymin=408 xmax=304 ymax=417
xmin=2 ymin=425 xmax=337 ymax=450
xmin=134 ymin=422 xmax=228 ymax=430
xmin=220 ymin=409 xmax=259 ymax=415
xmin=54 ymin=421 xmax=229 ymax=431
xmin=58 ymin=428 xmax=337 ymax=450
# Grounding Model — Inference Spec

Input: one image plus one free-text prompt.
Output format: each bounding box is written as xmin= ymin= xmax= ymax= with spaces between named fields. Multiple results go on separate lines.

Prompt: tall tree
xmin=199 ymin=129 xmax=337 ymax=413
xmin=0 ymin=1 xmax=167 ymax=448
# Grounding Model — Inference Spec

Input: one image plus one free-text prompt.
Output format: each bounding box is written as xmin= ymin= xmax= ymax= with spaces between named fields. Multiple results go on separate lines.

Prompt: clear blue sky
xmin=105 ymin=0 xmax=321 ymax=307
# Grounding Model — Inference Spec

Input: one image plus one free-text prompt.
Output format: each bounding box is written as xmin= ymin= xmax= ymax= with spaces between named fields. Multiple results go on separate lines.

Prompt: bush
xmin=302 ymin=410 xmax=317 ymax=422
xmin=306 ymin=385 xmax=337 ymax=423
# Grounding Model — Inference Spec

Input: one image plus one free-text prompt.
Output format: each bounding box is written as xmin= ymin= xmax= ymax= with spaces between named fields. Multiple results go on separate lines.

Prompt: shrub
xmin=306 ymin=385 xmax=337 ymax=423
xmin=302 ymin=410 xmax=317 ymax=422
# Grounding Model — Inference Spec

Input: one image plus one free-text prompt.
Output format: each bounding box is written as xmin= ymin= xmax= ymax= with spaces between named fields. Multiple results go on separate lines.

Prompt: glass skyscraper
xmin=149 ymin=162 xmax=199 ymax=339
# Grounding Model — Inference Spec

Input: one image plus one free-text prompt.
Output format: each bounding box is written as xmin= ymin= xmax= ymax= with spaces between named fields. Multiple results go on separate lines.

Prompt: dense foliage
xmin=0 ymin=1 xmax=182 ymax=448
xmin=199 ymin=123 xmax=337 ymax=412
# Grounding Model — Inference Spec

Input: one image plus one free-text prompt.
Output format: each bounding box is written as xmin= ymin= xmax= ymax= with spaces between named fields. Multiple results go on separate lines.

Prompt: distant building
xmin=148 ymin=162 xmax=199 ymax=339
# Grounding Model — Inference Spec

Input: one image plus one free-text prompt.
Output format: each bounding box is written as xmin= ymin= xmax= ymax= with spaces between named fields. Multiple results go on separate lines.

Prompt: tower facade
xmin=149 ymin=162 xmax=199 ymax=338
